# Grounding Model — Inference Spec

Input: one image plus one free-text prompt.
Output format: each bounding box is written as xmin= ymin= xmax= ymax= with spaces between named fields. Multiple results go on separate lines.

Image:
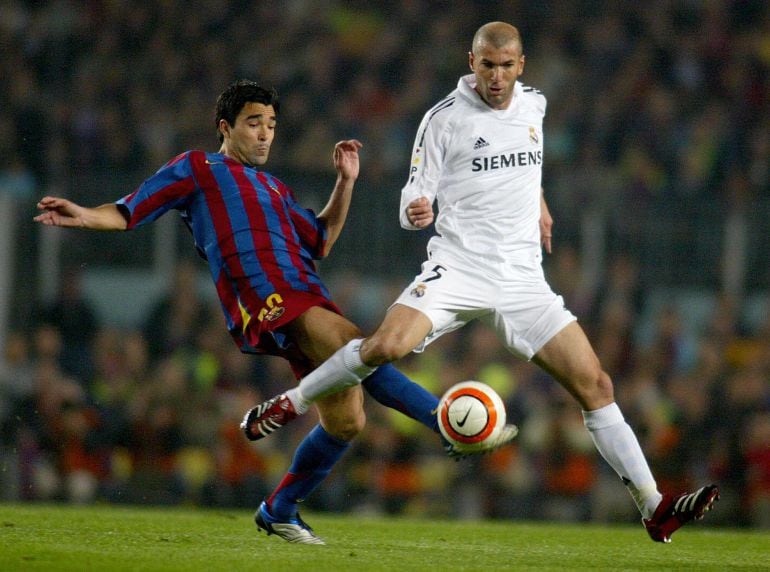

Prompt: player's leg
xmin=242 ymin=304 xmax=440 ymax=437
xmin=255 ymin=307 xmax=435 ymax=540
xmin=262 ymin=386 xmax=362 ymax=523
xmin=243 ymin=273 xmax=439 ymax=439
xmin=492 ymin=267 xmax=718 ymax=539
xmin=345 ymin=269 xmax=473 ymax=432
xmin=360 ymin=305 xmax=439 ymax=430
xmin=531 ymin=321 xmax=614 ymax=410
xmin=289 ymin=302 xmax=433 ymax=407
xmin=283 ymin=303 xmax=434 ymax=424
xmin=287 ymin=304 xmax=437 ymax=430
xmin=361 ymin=365 xmax=439 ymax=432
xmin=292 ymin=304 xmax=440 ymax=430
xmin=282 ymin=307 xmax=371 ymax=425
xmin=290 ymin=261 xmax=511 ymax=439
xmin=257 ymin=308 xmax=364 ymax=540
xmin=533 ymin=322 xmax=718 ymax=541
xmin=533 ymin=322 xmax=662 ymax=516
xmin=358 ymin=303 xmax=434 ymax=365
xmin=255 ymin=417 xmax=352 ymax=544
xmin=493 ymin=269 xmax=663 ymax=515
xmin=288 ymin=259 xmax=450 ymax=407
xmin=358 ymin=268 xmax=520 ymax=455
xmin=362 ymin=304 xmax=521 ymax=454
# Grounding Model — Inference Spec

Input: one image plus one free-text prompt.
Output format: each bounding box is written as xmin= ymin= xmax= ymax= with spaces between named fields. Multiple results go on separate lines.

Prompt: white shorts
xmin=393 ymin=257 xmax=576 ymax=360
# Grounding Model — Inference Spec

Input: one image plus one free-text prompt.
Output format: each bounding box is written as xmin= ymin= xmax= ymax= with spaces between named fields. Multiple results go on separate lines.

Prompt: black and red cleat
xmin=241 ymin=394 xmax=298 ymax=441
xmin=643 ymin=484 xmax=720 ymax=543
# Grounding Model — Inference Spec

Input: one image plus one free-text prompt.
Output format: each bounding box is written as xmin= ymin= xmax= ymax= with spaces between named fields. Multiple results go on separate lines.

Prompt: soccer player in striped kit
xmin=34 ymin=80 xmax=512 ymax=544
xmin=246 ymin=23 xmax=720 ymax=542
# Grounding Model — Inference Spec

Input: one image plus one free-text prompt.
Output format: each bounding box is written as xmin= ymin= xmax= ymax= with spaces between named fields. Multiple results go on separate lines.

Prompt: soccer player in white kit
xmin=246 ymin=21 xmax=719 ymax=542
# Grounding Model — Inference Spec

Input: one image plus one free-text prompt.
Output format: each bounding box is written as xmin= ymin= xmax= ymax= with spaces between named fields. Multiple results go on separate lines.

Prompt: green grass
xmin=0 ymin=504 xmax=767 ymax=571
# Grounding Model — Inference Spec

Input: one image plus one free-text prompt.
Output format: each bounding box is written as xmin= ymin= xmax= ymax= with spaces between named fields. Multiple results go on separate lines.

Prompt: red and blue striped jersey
xmin=116 ymin=150 xmax=339 ymax=357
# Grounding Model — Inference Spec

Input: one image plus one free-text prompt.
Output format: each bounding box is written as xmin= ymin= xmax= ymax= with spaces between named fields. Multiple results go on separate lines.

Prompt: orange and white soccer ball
xmin=437 ymin=381 xmax=506 ymax=453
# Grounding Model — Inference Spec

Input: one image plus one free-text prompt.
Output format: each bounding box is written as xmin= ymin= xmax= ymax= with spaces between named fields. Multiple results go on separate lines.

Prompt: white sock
xmin=285 ymin=338 xmax=376 ymax=414
xmin=583 ymin=402 xmax=663 ymax=519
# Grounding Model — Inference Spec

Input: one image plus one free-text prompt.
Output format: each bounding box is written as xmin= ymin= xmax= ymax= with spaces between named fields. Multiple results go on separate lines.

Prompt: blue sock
xmin=266 ymin=424 xmax=349 ymax=520
xmin=362 ymin=364 xmax=439 ymax=433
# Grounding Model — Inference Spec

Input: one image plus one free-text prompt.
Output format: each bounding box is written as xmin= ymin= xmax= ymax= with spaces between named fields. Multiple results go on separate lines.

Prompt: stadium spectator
xmin=34 ymin=265 xmax=99 ymax=382
xmin=142 ymin=257 xmax=209 ymax=361
xmin=0 ymin=332 xmax=35 ymax=501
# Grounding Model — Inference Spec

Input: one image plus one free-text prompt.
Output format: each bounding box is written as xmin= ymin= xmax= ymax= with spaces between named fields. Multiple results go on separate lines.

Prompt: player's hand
xmin=407 ymin=196 xmax=434 ymax=228
xmin=33 ymin=196 xmax=86 ymax=228
xmin=333 ymin=139 xmax=363 ymax=181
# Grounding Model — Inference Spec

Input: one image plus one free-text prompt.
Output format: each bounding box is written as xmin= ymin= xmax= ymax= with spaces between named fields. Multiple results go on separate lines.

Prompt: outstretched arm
xmin=317 ymin=139 xmax=363 ymax=255
xmin=34 ymin=196 xmax=128 ymax=230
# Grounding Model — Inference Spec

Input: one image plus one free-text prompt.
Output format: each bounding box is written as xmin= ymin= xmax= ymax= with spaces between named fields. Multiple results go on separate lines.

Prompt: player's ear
xmin=218 ymin=119 xmax=230 ymax=140
xmin=468 ymin=51 xmax=474 ymax=71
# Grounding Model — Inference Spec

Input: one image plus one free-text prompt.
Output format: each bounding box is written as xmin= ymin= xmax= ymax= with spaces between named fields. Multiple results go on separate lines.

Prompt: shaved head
xmin=468 ymin=21 xmax=525 ymax=109
xmin=472 ymin=22 xmax=523 ymax=56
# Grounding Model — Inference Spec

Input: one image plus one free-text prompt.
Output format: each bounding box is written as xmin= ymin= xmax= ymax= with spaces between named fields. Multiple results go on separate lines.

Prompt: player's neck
xmin=219 ymin=144 xmax=235 ymax=161
xmin=218 ymin=145 xmax=250 ymax=166
xmin=475 ymin=88 xmax=514 ymax=110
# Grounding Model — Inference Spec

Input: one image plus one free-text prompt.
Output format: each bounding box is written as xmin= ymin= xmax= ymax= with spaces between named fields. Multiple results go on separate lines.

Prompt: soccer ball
xmin=437 ymin=381 xmax=506 ymax=453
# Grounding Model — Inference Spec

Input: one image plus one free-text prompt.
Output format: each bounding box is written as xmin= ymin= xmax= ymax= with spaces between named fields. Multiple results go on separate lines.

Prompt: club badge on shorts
xmin=410 ymin=283 xmax=427 ymax=298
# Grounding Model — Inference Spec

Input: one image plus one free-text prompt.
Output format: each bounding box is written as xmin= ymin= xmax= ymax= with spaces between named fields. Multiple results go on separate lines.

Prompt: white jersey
xmin=400 ymin=74 xmax=546 ymax=271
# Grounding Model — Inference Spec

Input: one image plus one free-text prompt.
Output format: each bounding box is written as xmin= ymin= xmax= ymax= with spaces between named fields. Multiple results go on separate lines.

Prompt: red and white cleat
xmin=241 ymin=394 xmax=298 ymax=441
xmin=643 ymin=484 xmax=720 ymax=543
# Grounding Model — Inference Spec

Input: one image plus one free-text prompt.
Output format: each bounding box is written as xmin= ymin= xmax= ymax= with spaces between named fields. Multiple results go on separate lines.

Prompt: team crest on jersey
xmin=410 ymin=283 xmax=427 ymax=298
xmin=257 ymin=293 xmax=285 ymax=322
xmin=263 ymin=306 xmax=285 ymax=321
xmin=529 ymin=127 xmax=539 ymax=144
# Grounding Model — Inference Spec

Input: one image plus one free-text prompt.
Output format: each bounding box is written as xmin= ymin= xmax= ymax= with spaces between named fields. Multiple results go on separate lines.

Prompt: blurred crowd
xmin=1 ymin=256 xmax=769 ymax=529
xmin=0 ymin=0 xmax=768 ymax=529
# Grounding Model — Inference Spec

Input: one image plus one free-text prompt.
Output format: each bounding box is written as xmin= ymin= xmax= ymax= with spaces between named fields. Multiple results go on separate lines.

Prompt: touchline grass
xmin=0 ymin=503 xmax=767 ymax=571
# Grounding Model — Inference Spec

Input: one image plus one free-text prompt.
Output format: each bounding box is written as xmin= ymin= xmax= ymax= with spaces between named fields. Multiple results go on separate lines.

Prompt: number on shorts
xmin=424 ymin=264 xmax=446 ymax=282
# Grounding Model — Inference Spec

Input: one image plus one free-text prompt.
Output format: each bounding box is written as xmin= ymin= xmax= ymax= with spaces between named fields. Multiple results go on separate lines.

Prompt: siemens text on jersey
xmin=471 ymin=150 xmax=543 ymax=172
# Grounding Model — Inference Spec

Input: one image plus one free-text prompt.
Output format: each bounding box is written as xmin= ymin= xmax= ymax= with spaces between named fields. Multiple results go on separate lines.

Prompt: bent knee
xmin=361 ymin=334 xmax=412 ymax=366
xmin=577 ymin=369 xmax=614 ymax=410
xmin=323 ymin=412 xmax=365 ymax=441
xmin=317 ymin=387 xmax=366 ymax=441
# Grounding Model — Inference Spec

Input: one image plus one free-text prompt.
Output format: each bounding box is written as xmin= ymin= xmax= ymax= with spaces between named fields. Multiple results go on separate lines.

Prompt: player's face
xmin=469 ymin=41 xmax=524 ymax=110
xmin=221 ymin=102 xmax=276 ymax=166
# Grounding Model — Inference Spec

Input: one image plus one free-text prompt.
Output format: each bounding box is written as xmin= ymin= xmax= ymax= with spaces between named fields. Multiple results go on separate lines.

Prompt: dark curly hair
xmin=215 ymin=80 xmax=280 ymax=142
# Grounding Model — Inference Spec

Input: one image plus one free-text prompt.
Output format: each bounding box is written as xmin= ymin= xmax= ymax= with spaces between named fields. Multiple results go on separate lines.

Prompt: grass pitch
xmin=0 ymin=503 xmax=767 ymax=571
